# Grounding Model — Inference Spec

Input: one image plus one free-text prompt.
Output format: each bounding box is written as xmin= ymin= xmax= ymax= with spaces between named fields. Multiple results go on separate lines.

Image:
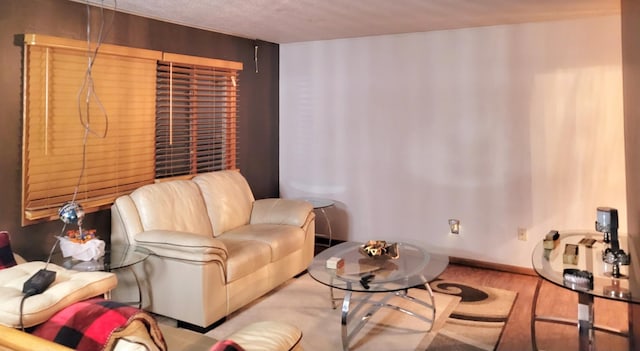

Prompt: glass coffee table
xmin=308 ymin=241 xmax=449 ymax=351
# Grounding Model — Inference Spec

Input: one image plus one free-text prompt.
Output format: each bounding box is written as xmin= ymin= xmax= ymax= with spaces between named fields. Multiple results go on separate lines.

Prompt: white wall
xmin=279 ymin=16 xmax=625 ymax=268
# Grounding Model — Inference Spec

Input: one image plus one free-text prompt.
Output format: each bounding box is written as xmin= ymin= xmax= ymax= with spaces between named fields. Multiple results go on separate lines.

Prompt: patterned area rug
xmin=207 ymin=273 xmax=460 ymax=350
xmin=426 ymin=280 xmax=518 ymax=351
xmin=206 ymin=274 xmax=518 ymax=350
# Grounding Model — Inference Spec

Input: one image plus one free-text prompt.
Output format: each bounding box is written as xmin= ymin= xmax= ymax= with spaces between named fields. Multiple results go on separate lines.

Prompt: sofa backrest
xmin=129 ymin=180 xmax=214 ymax=236
xmin=193 ymin=170 xmax=255 ymax=236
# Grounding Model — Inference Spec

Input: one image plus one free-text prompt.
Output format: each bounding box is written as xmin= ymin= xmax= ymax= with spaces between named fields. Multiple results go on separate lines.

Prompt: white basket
xmin=58 ymin=237 xmax=105 ymax=262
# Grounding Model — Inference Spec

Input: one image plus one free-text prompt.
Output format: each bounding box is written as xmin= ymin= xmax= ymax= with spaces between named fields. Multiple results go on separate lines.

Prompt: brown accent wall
xmin=622 ymin=0 xmax=640 ymax=347
xmin=0 ymin=0 xmax=279 ymax=259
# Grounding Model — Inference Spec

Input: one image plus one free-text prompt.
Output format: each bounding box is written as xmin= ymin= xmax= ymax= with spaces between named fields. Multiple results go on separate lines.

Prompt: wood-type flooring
xmin=315 ymin=241 xmax=633 ymax=351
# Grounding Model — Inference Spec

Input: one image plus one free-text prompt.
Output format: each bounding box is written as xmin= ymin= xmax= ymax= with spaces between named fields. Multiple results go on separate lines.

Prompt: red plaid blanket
xmin=31 ymin=298 xmax=166 ymax=351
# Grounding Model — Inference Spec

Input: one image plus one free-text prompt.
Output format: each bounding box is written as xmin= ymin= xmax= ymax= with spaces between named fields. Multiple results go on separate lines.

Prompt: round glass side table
xmin=53 ymin=244 xmax=151 ymax=308
xmin=302 ymin=197 xmax=335 ymax=247
xmin=531 ymin=231 xmax=638 ymax=351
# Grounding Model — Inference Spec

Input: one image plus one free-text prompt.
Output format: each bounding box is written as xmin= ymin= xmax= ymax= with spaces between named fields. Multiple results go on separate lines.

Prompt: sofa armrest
xmin=250 ymin=199 xmax=313 ymax=227
xmin=135 ymin=230 xmax=228 ymax=262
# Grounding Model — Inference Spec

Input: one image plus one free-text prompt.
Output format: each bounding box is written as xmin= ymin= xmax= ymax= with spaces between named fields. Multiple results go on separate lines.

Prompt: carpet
xmin=207 ymin=273 xmax=460 ymax=350
xmin=426 ymin=280 xmax=518 ymax=351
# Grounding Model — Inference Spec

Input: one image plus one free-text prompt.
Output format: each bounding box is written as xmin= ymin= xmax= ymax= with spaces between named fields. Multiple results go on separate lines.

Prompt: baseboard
xmin=314 ymin=239 xmax=537 ymax=276
xmin=314 ymin=236 xmax=341 ymax=247
xmin=449 ymin=256 xmax=537 ymax=276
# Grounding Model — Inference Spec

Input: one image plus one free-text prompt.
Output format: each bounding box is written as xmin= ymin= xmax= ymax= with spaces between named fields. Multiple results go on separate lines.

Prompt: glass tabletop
xmin=54 ymin=244 xmax=152 ymax=272
xmin=300 ymin=197 xmax=335 ymax=209
xmin=532 ymin=231 xmax=640 ymax=304
xmin=308 ymin=241 xmax=448 ymax=293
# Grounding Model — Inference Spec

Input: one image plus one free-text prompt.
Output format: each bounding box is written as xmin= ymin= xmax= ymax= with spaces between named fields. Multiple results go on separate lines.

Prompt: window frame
xmin=21 ymin=34 xmax=242 ymax=225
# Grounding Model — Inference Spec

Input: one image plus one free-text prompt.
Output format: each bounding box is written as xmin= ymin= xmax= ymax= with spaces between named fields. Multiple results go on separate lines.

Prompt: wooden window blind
xmin=22 ymin=34 xmax=160 ymax=224
xmin=155 ymin=54 xmax=242 ymax=179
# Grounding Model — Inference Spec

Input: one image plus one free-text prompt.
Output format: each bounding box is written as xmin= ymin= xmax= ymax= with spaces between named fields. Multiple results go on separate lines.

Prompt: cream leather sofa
xmin=110 ymin=170 xmax=315 ymax=329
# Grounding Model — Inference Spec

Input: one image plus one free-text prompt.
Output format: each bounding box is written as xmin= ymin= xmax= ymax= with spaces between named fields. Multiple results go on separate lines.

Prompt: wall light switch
xmin=517 ymin=227 xmax=527 ymax=241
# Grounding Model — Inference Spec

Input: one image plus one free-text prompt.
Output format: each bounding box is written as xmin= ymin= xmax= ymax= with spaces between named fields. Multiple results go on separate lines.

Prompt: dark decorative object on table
xmin=359 ymin=240 xmax=400 ymax=259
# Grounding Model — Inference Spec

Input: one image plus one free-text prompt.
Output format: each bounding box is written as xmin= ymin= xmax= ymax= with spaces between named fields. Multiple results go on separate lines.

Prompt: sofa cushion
xmin=130 ymin=180 xmax=214 ymax=237
xmin=219 ymin=239 xmax=271 ymax=283
xmin=225 ymin=321 xmax=302 ymax=351
xmin=0 ymin=262 xmax=117 ymax=328
xmin=193 ymin=171 xmax=255 ymax=236
xmin=158 ymin=320 xmax=302 ymax=351
xmin=0 ymin=231 xmax=17 ymax=270
xmin=224 ymin=225 xmax=306 ymax=262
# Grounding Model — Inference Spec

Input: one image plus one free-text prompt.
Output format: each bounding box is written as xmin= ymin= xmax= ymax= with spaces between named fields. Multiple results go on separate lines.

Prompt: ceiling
xmin=74 ymin=0 xmax=621 ymax=44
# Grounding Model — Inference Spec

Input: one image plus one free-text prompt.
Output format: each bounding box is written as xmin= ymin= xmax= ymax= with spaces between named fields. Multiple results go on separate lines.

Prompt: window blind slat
xmin=155 ymin=60 xmax=239 ymax=179
xmin=23 ymin=43 xmax=156 ymax=224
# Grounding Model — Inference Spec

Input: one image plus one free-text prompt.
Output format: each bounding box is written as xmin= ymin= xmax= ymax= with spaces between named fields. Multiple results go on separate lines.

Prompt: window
xmin=22 ymin=34 xmax=242 ymax=225
xmin=155 ymin=54 xmax=241 ymax=179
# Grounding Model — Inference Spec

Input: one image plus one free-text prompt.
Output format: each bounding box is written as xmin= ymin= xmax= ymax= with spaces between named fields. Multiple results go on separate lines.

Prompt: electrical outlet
xmin=517 ymin=227 xmax=527 ymax=241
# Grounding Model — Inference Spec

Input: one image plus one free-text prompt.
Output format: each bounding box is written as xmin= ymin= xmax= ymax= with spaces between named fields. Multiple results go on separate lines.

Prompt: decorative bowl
xmin=359 ymin=240 xmax=399 ymax=259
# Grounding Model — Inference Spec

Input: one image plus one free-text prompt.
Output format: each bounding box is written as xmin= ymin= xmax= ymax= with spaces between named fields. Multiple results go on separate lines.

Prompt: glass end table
xmin=53 ymin=243 xmax=152 ymax=308
xmin=300 ymin=197 xmax=336 ymax=247
xmin=56 ymin=244 xmax=151 ymax=272
xmin=531 ymin=231 xmax=638 ymax=351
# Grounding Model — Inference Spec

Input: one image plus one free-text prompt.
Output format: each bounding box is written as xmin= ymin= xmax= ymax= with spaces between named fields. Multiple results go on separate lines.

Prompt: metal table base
xmin=531 ymin=278 xmax=629 ymax=351
xmin=333 ymin=283 xmax=436 ymax=351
